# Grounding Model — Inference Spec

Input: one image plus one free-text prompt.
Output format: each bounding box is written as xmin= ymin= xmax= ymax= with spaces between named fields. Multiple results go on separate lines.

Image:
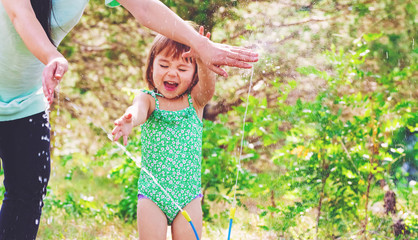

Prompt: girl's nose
xmin=167 ymin=68 xmax=177 ymax=77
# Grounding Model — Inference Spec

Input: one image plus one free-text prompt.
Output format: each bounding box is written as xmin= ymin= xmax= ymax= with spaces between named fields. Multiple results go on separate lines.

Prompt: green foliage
xmin=201 ymin=117 xmax=257 ymax=221
xmin=161 ymin=0 xmax=243 ymax=32
xmin=44 ymin=191 xmax=102 ymax=217
xmin=261 ymin=31 xmax=417 ymax=238
xmin=98 ymin=135 xmax=142 ymax=222
xmin=108 ymin=157 xmax=141 ymax=222
xmin=1 ymin=0 xmax=415 ymax=239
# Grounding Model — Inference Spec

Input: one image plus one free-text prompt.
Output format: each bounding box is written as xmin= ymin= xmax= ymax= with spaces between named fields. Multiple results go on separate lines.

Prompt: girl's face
xmin=152 ymin=49 xmax=196 ymax=99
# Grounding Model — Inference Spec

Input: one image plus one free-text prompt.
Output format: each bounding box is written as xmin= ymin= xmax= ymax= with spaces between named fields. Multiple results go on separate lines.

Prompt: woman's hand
xmin=112 ymin=113 xmax=134 ymax=146
xmin=185 ymin=26 xmax=211 ymax=66
xmin=183 ymin=35 xmax=258 ymax=77
xmin=42 ymin=57 xmax=68 ymax=104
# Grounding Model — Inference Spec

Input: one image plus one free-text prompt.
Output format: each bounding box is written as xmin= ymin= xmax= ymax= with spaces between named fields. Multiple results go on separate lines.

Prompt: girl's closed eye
xmin=160 ymin=64 xmax=168 ymax=68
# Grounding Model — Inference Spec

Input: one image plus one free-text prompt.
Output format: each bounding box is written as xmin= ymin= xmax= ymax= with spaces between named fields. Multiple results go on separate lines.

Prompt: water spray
xmin=228 ymin=66 xmax=254 ymax=240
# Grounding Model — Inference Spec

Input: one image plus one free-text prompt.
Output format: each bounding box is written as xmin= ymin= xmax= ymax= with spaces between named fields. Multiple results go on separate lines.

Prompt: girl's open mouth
xmin=164 ymin=81 xmax=179 ymax=91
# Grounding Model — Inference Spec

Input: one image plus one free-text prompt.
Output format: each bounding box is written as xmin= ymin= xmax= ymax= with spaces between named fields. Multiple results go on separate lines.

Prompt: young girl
xmin=1 ymin=0 xmax=257 ymax=237
xmin=112 ymin=26 xmax=217 ymax=239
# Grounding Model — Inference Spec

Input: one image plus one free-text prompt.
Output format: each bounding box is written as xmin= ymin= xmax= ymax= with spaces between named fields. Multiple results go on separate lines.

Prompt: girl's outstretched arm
xmin=1 ymin=0 xmax=68 ymax=103
xmin=116 ymin=0 xmax=258 ymax=77
xmin=112 ymin=92 xmax=151 ymax=145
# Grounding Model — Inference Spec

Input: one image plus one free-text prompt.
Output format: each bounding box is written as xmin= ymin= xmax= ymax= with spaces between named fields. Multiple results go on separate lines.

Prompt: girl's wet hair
xmin=144 ymin=22 xmax=199 ymax=91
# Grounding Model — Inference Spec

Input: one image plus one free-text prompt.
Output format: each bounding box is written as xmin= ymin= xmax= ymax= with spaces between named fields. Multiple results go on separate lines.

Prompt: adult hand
xmin=183 ymin=35 xmax=258 ymax=78
xmin=42 ymin=57 xmax=68 ymax=104
xmin=185 ymin=26 xmax=211 ymax=64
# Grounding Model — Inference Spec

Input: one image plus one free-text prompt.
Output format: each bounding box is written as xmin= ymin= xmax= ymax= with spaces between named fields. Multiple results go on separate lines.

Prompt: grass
xmin=37 ymin=207 xmax=278 ymax=239
xmin=29 ymin=147 xmax=278 ymax=240
xmin=37 ymin=202 xmax=278 ymax=240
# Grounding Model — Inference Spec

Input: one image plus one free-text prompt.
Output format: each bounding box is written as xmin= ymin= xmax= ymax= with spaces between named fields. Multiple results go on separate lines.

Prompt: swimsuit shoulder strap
xmin=141 ymin=89 xmax=162 ymax=109
xmin=187 ymin=93 xmax=193 ymax=107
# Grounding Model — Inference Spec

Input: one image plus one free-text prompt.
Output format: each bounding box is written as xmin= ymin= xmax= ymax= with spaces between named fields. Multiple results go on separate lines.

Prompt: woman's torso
xmin=0 ymin=0 xmax=88 ymax=121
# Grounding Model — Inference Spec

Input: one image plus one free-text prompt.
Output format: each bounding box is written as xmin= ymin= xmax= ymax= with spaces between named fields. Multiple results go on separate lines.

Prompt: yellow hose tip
xmin=229 ymin=207 xmax=236 ymax=219
xmin=182 ymin=211 xmax=192 ymax=222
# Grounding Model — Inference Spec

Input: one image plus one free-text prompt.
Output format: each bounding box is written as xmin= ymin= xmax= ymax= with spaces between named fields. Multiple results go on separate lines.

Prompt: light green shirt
xmin=0 ymin=0 xmax=90 ymax=121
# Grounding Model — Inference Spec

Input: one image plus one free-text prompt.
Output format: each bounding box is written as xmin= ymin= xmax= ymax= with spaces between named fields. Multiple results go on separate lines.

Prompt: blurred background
xmin=1 ymin=0 xmax=416 ymax=239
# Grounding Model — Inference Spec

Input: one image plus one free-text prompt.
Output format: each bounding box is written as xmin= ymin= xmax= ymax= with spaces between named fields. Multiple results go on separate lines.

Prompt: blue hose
xmin=189 ymin=220 xmax=200 ymax=240
xmin=227 ymin=218 xmax=233 ymax=240
xmin=181 ymin=211 xmax=200 ymax=240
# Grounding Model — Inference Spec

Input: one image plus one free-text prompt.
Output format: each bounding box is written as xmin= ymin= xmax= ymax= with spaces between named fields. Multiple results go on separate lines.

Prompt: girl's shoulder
xmin=135 ymin=90 xmax=156 ymax=113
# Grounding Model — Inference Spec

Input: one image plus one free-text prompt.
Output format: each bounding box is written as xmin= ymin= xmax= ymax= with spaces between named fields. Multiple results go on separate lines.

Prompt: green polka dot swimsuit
xmin=138 ymin=89 xmax=202 ymax=224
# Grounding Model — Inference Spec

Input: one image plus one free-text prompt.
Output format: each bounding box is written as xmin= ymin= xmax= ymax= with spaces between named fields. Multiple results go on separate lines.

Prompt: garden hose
xmin=227 ymin=207 xmax=236 ymax=240
xmin=182 ymin=211 xmax=200 ymax=240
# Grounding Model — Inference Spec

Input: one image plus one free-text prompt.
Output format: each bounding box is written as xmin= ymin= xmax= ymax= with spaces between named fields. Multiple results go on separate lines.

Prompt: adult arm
xmin=117 ymin=0 xmax=258 ymax=77
xmin=1 ymin=0 xmax=62 ymax=64
xmin=1 ymin=0 xmax=68 ymax=103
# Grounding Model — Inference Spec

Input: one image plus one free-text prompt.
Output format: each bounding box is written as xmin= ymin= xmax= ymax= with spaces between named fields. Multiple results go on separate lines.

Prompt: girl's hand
xmin=42 ymin=57 xmax=68 ymax=104
xmin=183 ymin=33 xmax=258 ymax=78
xmin=112 ymin=113 xmax=134 ymax=146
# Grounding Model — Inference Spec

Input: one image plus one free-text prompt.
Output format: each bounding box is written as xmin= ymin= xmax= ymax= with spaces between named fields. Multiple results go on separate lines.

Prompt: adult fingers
xmin=207 ymin=64 xmax=228 ymax=78
xmin=214 ymin=57 xmax=253 ymax=69
xmin=42 ymin=76 xmax=49 ymax=103
xmin=49 ymin=92 xmax=54 ymax=105
xmin=225 ymin=50 xmax=259 ymax=63
xmin=214 ymin=43 xmax=258 ymax=61
xmin=230 ymin=47 xmax=259 ymax=58
xmin=54 ymin=62 xmax=67 ymax=80
xmin=42 ymin=62 xmax=56 ymax=103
